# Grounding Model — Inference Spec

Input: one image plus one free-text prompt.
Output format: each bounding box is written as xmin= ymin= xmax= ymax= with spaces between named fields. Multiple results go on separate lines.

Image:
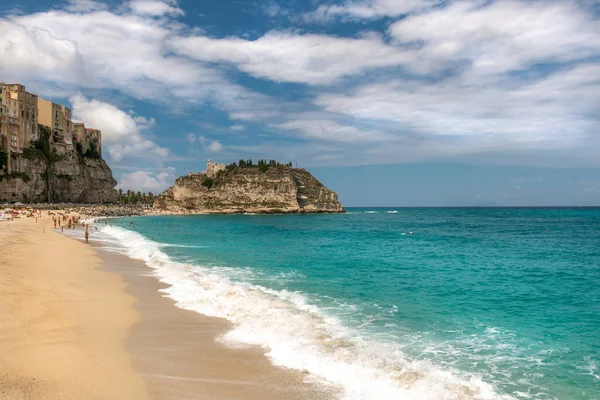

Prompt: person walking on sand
xmin=85 ymin=225 xmax=89 ymax=243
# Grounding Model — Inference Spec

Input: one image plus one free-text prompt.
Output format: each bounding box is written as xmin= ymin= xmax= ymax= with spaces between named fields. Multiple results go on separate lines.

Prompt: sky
xmin=0 ymin=0 xmax=599 ymax=206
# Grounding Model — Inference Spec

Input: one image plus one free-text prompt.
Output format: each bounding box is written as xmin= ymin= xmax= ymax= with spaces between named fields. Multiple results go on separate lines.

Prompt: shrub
xmin=201 ymin=177 xmax=214 ymax=189
xmin=258 ymin=164 xmax=269 ymax=173
xmin=22 ymin=147 xmax=44 ymax=160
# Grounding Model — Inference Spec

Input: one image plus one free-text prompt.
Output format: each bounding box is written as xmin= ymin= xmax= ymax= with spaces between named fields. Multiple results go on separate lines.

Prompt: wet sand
xmin=97 ymin=249 xmax=338 ymax=400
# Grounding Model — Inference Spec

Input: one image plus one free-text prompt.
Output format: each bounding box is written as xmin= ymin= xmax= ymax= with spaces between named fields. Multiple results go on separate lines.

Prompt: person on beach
xmin=85 ymin=225 xmax=89 ymax=243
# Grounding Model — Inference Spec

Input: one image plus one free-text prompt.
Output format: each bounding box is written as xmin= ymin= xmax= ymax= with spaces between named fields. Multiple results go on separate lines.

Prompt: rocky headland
xmin=154 ymin=161 xmax=344 ymax=214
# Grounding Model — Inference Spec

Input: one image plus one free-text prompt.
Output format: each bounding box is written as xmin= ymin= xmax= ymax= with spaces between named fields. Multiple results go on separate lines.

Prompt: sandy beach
xmin=0 ymin=212 xmax=335 ymax=400
xmin=0 ymin=213 xmax=149 ymax=400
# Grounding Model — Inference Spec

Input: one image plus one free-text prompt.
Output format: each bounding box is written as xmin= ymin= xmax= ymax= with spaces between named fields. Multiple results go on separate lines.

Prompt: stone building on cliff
xmin=206 ymin=160 xmax=226 ymax=178
xmin=0 ymin=83 xmax=39 ymax=154
xmin=0 ymin=81 xmax=103 ymax=161
xmin=73 ymin=123 xmax=102 ymax=157
xmin=38 ymin=99 xmax=75 ymax=154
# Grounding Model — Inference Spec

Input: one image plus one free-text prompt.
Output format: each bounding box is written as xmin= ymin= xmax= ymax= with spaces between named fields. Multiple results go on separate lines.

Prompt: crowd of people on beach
xmin=51 ymin=213 xmax=81 ymax=233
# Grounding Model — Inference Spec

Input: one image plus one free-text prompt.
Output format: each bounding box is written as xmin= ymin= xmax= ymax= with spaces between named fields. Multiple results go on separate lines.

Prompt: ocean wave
xmin=159 ymin=243 xmax=210 ymax=249
xmin=97 ymin=225 xmax=511 ymax=400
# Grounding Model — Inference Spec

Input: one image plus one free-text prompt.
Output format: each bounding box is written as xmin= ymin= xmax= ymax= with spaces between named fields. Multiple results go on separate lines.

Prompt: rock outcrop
xmin=0 ymin=150 xmax=117 ymax=203
xmin=154 ymin=161 xmax=344 ymax=214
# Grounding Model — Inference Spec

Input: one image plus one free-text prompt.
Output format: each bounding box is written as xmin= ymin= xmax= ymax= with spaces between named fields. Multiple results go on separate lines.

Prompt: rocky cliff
xmin=0 ymin=150 xmax=117 ymax=203
xmin=154 ymin=162 xmax=344 ymax=214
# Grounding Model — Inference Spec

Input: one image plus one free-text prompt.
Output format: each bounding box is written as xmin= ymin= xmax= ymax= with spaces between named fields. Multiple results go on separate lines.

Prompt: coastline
xmin=2 ymin=204 xmax=345 ymax=218
xmin=0 ymin=211 xmax=337 ymax=399
xmin=97 ymin=250 xmax=337 ymax=400
xmin=0 ymin=213 xmax=148 ymax=400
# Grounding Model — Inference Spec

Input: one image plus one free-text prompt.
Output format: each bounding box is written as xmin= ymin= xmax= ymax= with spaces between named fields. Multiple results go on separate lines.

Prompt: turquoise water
xmin=100 ymin=208 xmax=600 ymax=399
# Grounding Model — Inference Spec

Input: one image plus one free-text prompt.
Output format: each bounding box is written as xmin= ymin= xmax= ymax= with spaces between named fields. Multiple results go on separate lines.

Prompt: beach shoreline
xmin=0 ymin=212 xmax=149 ymax=400
xmin=96 ymin=248 xmax=336 ymax=400
xmin=1 ymin=203 xmax=346 ymax=219
xmin=0 ymin=211 xmax=336 ymax=400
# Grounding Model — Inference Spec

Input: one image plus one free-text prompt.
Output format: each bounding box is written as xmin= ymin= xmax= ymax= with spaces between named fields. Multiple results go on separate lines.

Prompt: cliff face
xmin=154 ymin=163 xmax=344 ymax=214
xmin=0 ymin=150 xmax=117 ymax=203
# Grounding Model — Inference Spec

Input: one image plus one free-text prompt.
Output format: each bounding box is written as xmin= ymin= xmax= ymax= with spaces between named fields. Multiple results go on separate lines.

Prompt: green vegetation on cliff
xmin=226 ymin=159 xmax=293 ymax=173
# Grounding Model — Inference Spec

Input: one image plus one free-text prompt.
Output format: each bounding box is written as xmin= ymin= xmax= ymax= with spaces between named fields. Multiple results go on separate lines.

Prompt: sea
xmin=81 ymin=208 xmax=600 ymax=399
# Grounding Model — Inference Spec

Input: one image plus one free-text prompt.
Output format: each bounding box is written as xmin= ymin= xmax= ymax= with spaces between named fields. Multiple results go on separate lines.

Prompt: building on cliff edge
xmin=73 ymin=123 xmax=102 ymax=157
xmin=0 ymin=83 xmax=38 ymax=154
xmin=0 ymin=81 xmax=102 ymax=161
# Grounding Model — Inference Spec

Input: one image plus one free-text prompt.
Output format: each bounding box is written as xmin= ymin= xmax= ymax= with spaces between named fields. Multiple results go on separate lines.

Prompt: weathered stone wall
xmin=206 ymin=160 xmax=227 ymax=178
xmin=154 ymin=162 xmax=344 ymax=214
xmin=0 ymin=150 xmax=118 ymax=203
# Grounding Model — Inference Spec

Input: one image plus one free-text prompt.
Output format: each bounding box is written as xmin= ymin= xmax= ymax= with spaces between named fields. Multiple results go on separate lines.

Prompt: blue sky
xmin=1 ymin=0 xmax=599 ymax=206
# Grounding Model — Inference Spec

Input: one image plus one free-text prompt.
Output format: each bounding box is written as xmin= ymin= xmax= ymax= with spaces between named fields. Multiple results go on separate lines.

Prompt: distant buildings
xmin=0 ymin=83 xmax=38 ymax=154
xmin=0 ymin=82 xmax=103 ymax=165
xmin=73 ymin=123 xmax=102 ymax=157
xmin=37 ymin=99 xmax=76 ymax=153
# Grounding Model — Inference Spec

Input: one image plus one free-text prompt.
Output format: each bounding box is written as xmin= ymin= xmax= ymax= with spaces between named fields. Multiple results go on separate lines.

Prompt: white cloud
xmin=65 ymin=0 xmax=108 ymax=12
xmin=0 ymin=20 xmax=87 ymax=84
xmin=186 ymin=134 xmax=223 ymax=153
xmin=0 ymin=7 xmax=243 ymax=111
xmin=275 ymin=119 xmax=391 ymax=142
xmin=230 ymin=124 xmax=246 ymax=131
xmin=305 ymin=0 xmax=438 ymax=21
xmin=127 ymin=0 xmax=184 ymax=17
xmin=207 ymin=140 xmax=223 ymax=153
xmin=388 ymin=1 xmax=600 ymax=76
xmin=117 ymin=168 xmax=175 ymax=193
xmin=70 ymin=94 xmax=169 ymax=162
xmin=170 ymin=31 xmax=412 ymax=85
xmin=316 ymin=62 xmax=600 ymax=147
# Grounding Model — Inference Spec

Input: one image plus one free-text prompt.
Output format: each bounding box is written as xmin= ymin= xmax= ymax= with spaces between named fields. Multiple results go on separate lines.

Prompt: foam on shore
xmin=96 ymin=224 xmax=511 ymax=400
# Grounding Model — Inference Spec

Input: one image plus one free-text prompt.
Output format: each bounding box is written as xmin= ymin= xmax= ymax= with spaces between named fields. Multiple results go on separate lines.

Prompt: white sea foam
xmin=159 ymin=243 xmax=209 ymax=249
xmin=98 ymin=225 xmax=512 ymax=400
xmin=386 ymin=211 xmax=399 ymax=214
